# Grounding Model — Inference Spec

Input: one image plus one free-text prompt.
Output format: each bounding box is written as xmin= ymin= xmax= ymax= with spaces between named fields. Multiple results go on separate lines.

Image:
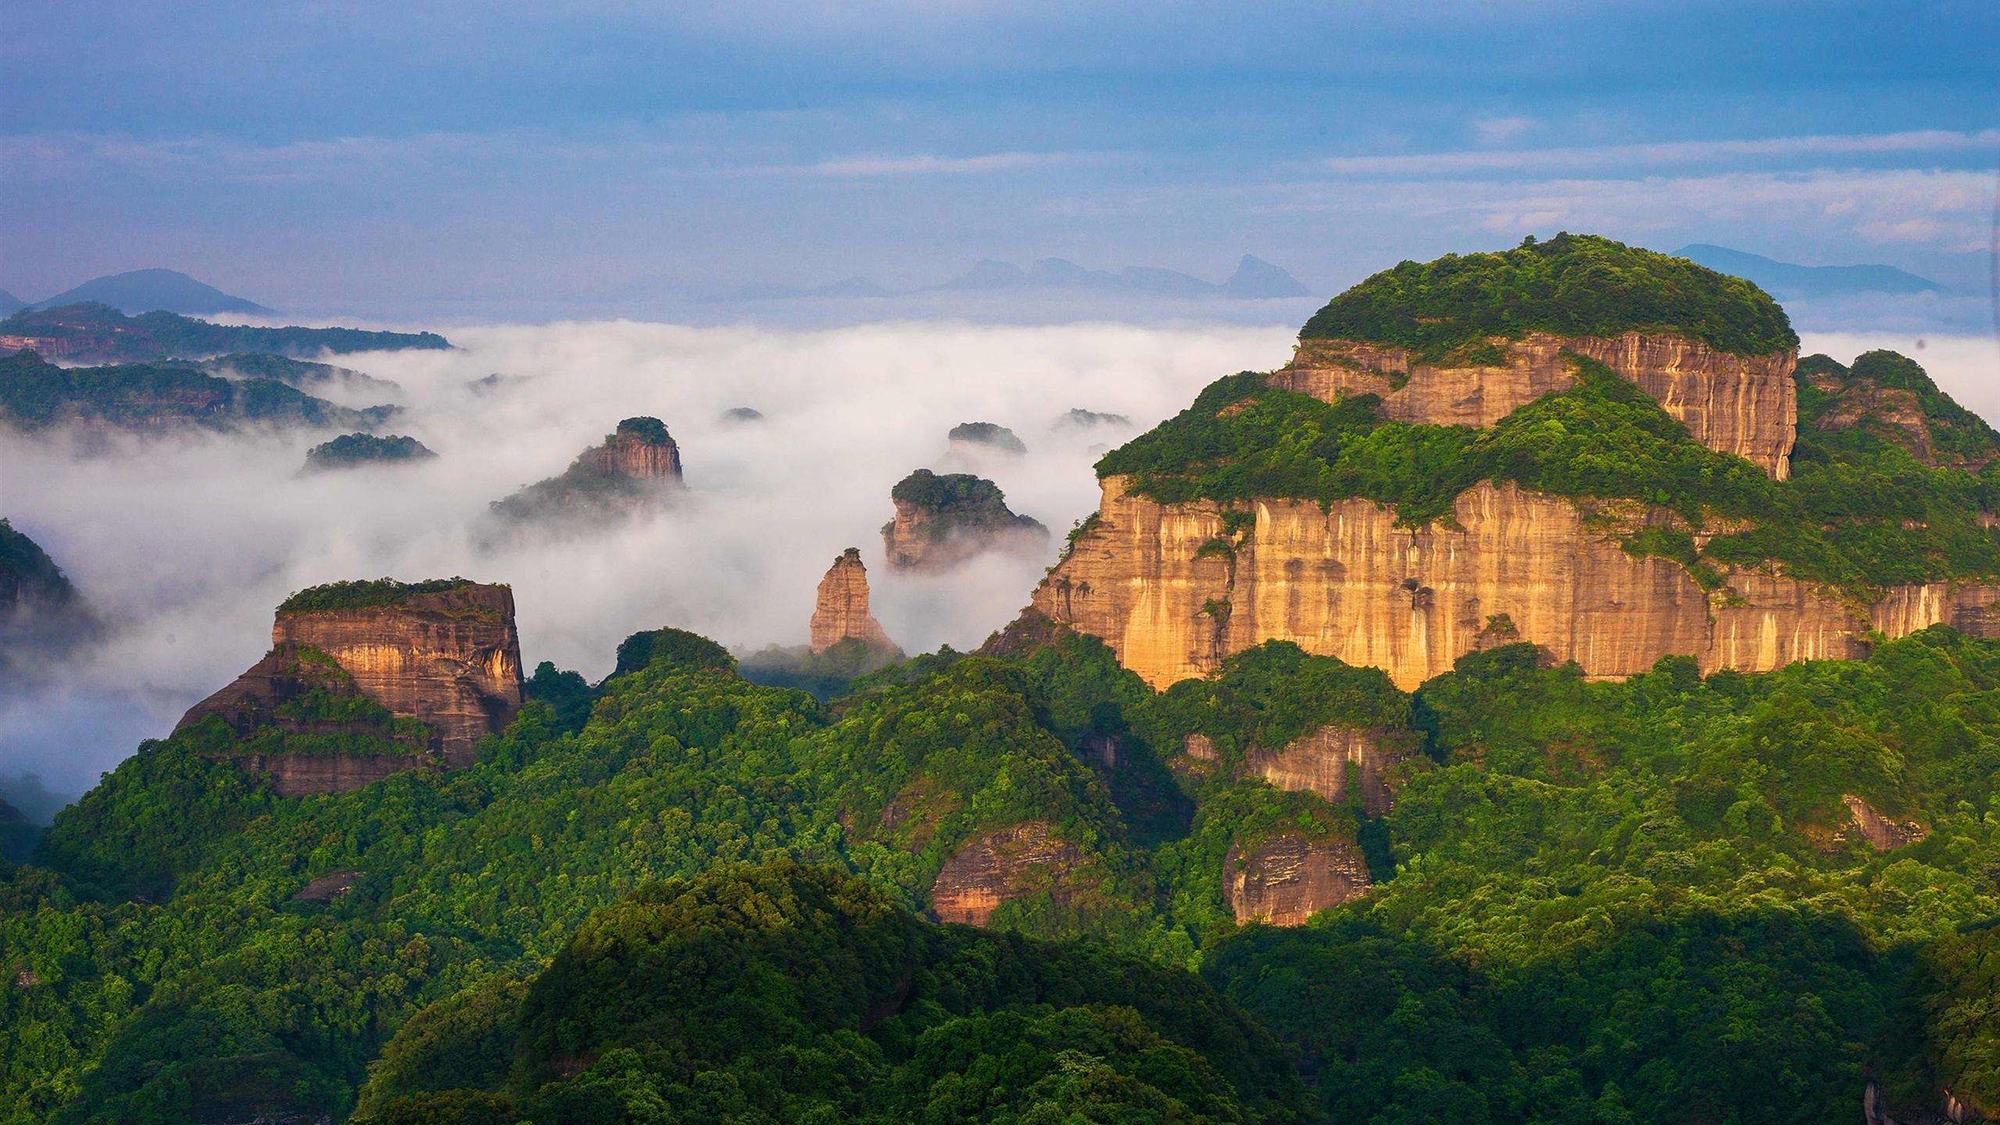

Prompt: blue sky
xmin=3 ymin=0 xmax=1996 ymax=319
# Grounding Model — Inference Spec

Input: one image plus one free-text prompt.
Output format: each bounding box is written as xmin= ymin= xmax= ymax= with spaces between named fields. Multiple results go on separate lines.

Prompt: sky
xmin=3 ymin=0 xmax=1997 ymax=321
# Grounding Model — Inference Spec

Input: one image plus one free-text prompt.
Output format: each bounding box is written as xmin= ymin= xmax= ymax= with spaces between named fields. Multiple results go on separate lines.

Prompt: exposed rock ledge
xmin=1273 ymin=330 xmax=1798 ymax=479
xmin=929 ymin=821 xmax=1080 ymax=927
xmin=1225 ymin=833 xmax=1370 ymax=926
xmin=1035 ymin=475 xmax=2000 ymax=690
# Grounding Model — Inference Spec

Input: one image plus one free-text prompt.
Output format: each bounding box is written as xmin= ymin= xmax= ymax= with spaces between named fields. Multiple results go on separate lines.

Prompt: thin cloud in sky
xmin=1323 ymin=128 xmax=2000 ymax=176
xmin=790 ymin=151 xmax=1091 ymax=176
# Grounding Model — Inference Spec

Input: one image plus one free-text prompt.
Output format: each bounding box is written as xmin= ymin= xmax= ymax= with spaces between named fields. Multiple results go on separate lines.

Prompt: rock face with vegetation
xmin=1035 ymin=235 xmax=2000 ymax=689
xmin=489 ymin=417 xmax=684 ymax=526
xmin=303 ymin=433 xmax=436 ymax=472
xmin=0 ymin=350 xmax=397 ymax=434
xmin=807 ymin=547 xmax=895 ymax=654
xmin=0 ymin=302 xmax=448 ymax=363
xmin=177 ymin=579 xmax=523 ymax=787
xmin=0 ymin=518 xmax=97 ymax=682
xmin=882 ymin=468 xmax=1049 ymax=570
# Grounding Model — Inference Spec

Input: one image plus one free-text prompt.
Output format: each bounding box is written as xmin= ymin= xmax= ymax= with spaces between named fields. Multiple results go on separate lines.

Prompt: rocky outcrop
xmin=232 ymin=752 xmax=426 ymax=798
xmin=929 ymin=821 xmax=1081 ymax=926
xmin=1800 ymin=351 xmax=2000 ymax=470
xmin=177 ymin=581 xmax=524 ymax=790
xmin=1244 ymin=725 xmax=1413 ymax=816
xmin=1839 ymin=795 xmax=1929 ymax=852
xmin=1035 ymin=476 xmax=2000 ymax=690
xmin=946 ymin=421 xmax=1026 ymax=455
xmin=1273 ymin=330 xmax=1798 ymax=478
xmin=1224 ymin=833 xmax=1370 ymax=926
xmin=809 ymin=548 xmax=896 ymax=654
xmin=489 ymin=417 xmax=683 ymax=525
xmin=882 ymin=469 xmax=1049 ymax=571
xmin=576 ymin=417 xmax=683 ymax=481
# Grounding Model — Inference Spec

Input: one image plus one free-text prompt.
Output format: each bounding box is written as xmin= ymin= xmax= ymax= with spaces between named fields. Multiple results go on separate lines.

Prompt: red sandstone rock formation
xmin=1224 ymin=833 xmax=1370 ymax=926
xmin=177 ymin=580 xmax=524 ymax=792
xmin=1838 ymin=795 xmax=1930 ymax=852
xmin=1243 ymin=724 xmax=1416 ymax=817
xmin=809 ymin=548 xmax=895 ymax=654
xmin=929 ymin=821 xmax=1081 ymax=926
xmin=489 ymin=417 xmax=683 ymax=525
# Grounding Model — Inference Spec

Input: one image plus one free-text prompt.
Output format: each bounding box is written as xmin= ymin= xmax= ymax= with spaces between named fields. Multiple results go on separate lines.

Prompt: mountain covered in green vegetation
xmin=304 ymin=433 xmax=437 ymax=473
xmin=6 ymin=236 xmax=1998 ymax=1125
xmin=1299 ymin=233 xmax=1797 ymax=360
xmin=5 ymin=613 xmax=1997 ymax=1122
xmin=0 ymin=350 xmax=397 ymax=434
xmin=0 ymin=303 xmax=447 ymax=364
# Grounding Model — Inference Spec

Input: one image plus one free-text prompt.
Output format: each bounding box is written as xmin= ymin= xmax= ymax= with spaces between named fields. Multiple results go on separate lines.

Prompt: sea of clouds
xmin=3 ymin=319 xmax=1995 ymax=797
xmin=1 ymin=319 xmax=1296 ymax=793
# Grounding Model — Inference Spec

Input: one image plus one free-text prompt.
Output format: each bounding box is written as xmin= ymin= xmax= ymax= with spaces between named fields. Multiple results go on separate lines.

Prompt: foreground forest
xmin=4 ymin=620 xmax=1997 ymax=1123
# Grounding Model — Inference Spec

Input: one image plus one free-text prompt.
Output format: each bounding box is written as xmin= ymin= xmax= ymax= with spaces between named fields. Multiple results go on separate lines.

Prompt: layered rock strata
xmin=1243 ymin=724 xmax=1412 ymax=817
xmin=1036 ymin=476 xmax=2000 ymax=691
xmin=929 ymin=821 xmax=1080 ymax=926
xmin=809 ymin=548 xmax=896 ymax=654
xmin=1273 ymin=331 xmax=1798 ymax=479
xmin=489 ymin=417 xmax=683 ymax=524
xmin=178 ymin=582 xmax=524 ymax=790
xmin=1224 ymin=834 xmax=1370 ymax=926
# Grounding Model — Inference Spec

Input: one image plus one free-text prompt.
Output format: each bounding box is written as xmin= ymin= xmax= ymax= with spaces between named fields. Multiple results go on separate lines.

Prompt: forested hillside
xmin=5 ymin=620 xmax=1996 ymax=1122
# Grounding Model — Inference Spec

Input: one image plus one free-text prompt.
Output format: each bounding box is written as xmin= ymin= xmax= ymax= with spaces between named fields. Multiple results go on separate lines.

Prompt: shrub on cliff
xmin=1299 ymin=232 xmax=1797 ymax=359
xmin=277 ymin=577 xmax=480 ymax=615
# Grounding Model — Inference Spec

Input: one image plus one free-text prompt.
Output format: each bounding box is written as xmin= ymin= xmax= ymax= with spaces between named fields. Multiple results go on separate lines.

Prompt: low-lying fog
xmin=1 ymin=320 xmax=1295 ymax=794
xmin=3 ymin=321 xmax=1993 ymax=798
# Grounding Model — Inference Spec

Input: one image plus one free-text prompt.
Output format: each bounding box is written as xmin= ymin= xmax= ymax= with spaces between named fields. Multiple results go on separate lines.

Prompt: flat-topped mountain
xmin=882 ymin=469 xmax=1048 ymax=570
xmin=0 ymin=350 xmax=396 ymax=434
xmin=0 ymin=303 xmax=447 ymax=364
xmin=1032 ymin=234 xmax=2000 ymax=689
xmin=176 ymin=578 xmax=524 ymax=792
xmin=303 ymin=433 xmax=437 ymax=473
xmin=490 ymin=417 xmax=685 ymax=527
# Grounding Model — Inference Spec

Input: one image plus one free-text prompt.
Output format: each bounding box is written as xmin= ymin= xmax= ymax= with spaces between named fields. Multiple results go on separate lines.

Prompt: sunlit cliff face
xmin=0 ymin=319 xmax=1293 ymax=791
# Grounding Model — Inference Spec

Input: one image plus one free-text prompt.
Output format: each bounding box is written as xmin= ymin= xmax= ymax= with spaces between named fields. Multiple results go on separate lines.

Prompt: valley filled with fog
xmin=2 ymin=319 xmax=1295 ymax=792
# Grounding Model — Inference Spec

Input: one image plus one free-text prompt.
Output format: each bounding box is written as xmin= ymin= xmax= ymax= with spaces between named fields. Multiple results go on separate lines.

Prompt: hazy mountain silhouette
xmin=1676 ymin=244 xmax=1942 ymax=299
xmin=31 ymin=268 xmax=271 ymax=315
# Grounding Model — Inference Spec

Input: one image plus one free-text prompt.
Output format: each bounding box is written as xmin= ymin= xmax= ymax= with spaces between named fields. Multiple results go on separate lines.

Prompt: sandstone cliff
xmin=1036 ymin=476 xmax=2000 ymax=690
xmin=882 ymin=469 xmax=1049 ymax=571
xmin=489 ymin=416 xmax=683 ymax=525
xmin=1272 ymin=330 xmax=1797 ymax=478
xmin=178 ymin=580 xmax=524 ymax=790
xmin=929 ymin=821 xmax=1081 ymax=926
xmin=809 ymin=548 xmax=896 ymax=653
xmin=1224 ymin=833 xmax=1370 ymax=926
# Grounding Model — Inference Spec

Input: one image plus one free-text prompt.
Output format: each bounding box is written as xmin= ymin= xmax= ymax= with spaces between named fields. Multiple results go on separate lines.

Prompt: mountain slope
xmin=0 ymin=303 xmax=448 ymax=363
xmin=32 ymin=268 xmax=271 ymax=315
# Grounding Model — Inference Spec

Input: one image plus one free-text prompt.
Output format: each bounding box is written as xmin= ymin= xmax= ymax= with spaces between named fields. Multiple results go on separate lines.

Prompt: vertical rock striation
xmin=929 ymin=821 xmax=1081 ymax=926
xmin=1224 ymin=834 xmax=1370 ymax=926
xmin=1036 ymin=476 xmax=2000 ymax=691
xmin=177 ymin=580 xmax=525 ymax=790
xmin=809 ymin=548 xmax=895 ymax=654
xmin=1272 ymin=330 xmax=1797 ymax=478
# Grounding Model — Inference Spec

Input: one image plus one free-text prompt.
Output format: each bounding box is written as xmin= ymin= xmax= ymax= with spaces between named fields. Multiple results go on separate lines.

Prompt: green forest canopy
xmin=1298 ymin=233 xmax=1798 ymax=360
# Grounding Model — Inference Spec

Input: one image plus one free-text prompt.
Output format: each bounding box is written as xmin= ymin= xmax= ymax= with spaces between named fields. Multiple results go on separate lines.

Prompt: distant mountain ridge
xmin=25 ymin=268 xmax=271 ymax=316
xmin=1675 ymin=244 xmax=1943 ymax=299
xmin=727 ymin=253 xmax=1308 ymax=301
xmin=0 ymin=303 xmax=449 ymax=363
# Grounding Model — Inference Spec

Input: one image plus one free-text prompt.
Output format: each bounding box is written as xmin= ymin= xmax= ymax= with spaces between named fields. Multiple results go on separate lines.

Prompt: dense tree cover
xmin=1298 ymin=233 xmax=1797 ymax=359
xmin=4 ymin=626 xmax=1997 ymax=1122
xmin=0 ymin=518 xmax=78 ymax=607
xmin=740 ymin=637 xmax=907 ymax=701
xmin=0 ymin=302 xmax=448 ymax=363
xmin=1799 ymin=350 xmax=2000 ymax=468
xmin=948 ymin=421 xmax=1028 ymax=453
xmin=352 ymin=862 xmax=1307 ymax=1123
xmin=304 ymin=434 xmax=438 ymax=472
xmin=1907 ymin=919 xmax=2000 ymax=1118
xmin=276 ymin=578 xmax=483 ymax=615
xmin=0 ymin=350 xmax=396 ymax=433
xmin=0 ymin=798 xmax=39 ymax=864
xmin=1097 ymin=353 xmax=2000 ymax=590
xmin=888 ymin=469 xmax=1047 ymax=538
